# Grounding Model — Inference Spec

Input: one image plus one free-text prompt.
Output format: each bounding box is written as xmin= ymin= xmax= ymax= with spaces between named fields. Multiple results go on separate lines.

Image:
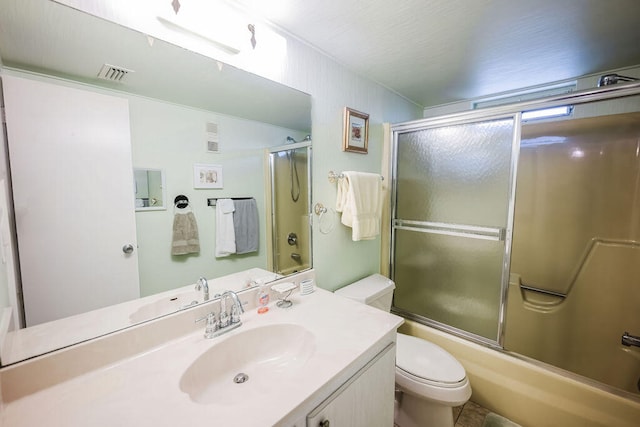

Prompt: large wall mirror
xmin=0 ymin=0 xmax=312 ymax=365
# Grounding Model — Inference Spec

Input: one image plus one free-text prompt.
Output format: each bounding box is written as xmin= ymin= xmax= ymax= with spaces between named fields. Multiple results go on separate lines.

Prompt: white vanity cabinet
xmin=306 ymin=343 xmax=396 ymax=427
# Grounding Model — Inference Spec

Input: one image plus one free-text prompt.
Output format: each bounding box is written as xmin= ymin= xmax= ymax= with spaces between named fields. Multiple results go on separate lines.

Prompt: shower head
xmin=597 ymin=73 xmax=639 ymax=87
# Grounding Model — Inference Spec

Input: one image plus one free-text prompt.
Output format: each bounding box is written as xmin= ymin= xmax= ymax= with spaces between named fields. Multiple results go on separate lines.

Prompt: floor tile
xmin=455 ymin=401 xmax=490 ymax=427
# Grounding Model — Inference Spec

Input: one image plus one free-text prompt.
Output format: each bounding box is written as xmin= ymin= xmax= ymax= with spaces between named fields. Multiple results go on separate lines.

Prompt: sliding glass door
xmin=391 ymin=116 xmax=518 ymax=343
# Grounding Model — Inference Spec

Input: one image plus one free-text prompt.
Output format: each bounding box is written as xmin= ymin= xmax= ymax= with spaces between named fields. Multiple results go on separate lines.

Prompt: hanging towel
xmin=233 ymin=198 xmax=259 ymax=254
xmin=335 ymin=171 xmax=382 ymax=241
xmin=336 ymin=174 xmax=350 ymax=214
xmin=215 ymin=198 xmax=236 ymax=257
xmin=171 ymin=211 xmax=200 ymax=255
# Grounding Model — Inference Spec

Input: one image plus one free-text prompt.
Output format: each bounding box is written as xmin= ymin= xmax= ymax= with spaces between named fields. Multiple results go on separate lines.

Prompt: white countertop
xmin=1 ymin=268 xmax=277 ymax=365
xmin=1 ymin=288 xmax=403 ymax=427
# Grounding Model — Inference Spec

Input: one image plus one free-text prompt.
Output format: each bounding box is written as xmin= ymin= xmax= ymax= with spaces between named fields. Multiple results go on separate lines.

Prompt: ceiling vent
xmin=97 ymin=64 xmax=134 ymax=82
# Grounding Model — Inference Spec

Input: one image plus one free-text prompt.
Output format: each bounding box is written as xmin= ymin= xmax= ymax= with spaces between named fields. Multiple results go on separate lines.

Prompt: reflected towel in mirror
xmin=215 ymin=198 xmax=236 ymax=257
xmin=233 ymin=198 xmax=259 ymax=254
xmin=171 ymin=211 xmax=200 ymax=255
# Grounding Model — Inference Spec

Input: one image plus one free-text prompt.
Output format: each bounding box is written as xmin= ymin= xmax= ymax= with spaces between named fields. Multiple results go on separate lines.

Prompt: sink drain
xmin=233 ymin=373 xmax=249 ymax=384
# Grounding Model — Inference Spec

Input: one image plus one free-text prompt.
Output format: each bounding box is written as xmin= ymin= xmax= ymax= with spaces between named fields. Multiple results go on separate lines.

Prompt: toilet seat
xmin=395 ymin=333 xmax=471 ymax=405
xmin=396 ymin=333 xmax=466 ymax=385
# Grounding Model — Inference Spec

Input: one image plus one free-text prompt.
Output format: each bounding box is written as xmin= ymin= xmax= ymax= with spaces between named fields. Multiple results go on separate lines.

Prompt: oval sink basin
xmin=179 ymin=323 xmax=316 ymax=404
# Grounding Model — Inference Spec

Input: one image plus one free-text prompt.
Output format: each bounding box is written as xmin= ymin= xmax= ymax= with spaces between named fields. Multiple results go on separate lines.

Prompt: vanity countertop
xmin=1 ymin=288 xmax=403 ymax=427
xmin=0 ymin=268 xmax=277 ymax=365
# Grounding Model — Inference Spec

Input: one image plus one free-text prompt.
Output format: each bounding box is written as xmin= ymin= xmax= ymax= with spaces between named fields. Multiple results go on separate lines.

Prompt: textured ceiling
xmin=235 ymin=0 xmax=640 ymax=107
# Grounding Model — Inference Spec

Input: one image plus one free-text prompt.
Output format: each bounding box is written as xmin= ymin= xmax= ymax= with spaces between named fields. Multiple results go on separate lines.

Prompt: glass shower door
xmin=391 ymin=116 xmax=518 ymax=343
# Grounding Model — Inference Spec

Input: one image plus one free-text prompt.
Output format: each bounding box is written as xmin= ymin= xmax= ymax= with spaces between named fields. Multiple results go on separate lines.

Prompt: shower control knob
xmin=319 ymin=420 xmax=330 ymax=427
xmin=122 ymin=244 xmax=135 ymax=254
xmin=287 ymin=232 xmax=298 ymax=245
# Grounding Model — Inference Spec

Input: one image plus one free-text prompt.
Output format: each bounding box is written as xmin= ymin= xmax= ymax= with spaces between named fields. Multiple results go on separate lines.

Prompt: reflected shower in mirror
xmin=0 ymin=0 xmax=312 ymax=365
xmin=267 ymin=138 xmax=312 ymax=275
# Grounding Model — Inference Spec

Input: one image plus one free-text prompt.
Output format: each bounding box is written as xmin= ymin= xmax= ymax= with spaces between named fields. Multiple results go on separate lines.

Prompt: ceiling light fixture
xmin=158 ymin=0 xmax=248 ymax=55
xmin=522 ymin=105 xmax=573 ymax=121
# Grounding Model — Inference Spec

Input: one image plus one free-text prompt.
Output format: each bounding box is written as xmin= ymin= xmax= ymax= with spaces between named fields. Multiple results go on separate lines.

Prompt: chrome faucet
xmin=195 ymin=290 xmax=244 ymax=339
xmin=219 ymin=290 xmax=245 ymax=329
xmin=195 ymin=277 xmax=209 ymax=301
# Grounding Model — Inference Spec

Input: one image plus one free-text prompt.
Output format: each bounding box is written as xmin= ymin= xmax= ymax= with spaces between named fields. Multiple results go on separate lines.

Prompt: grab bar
xmin=622 ymin=332 xmax=640 ymax=348
xmin=519 ymin=283 xmax=567 ymax=298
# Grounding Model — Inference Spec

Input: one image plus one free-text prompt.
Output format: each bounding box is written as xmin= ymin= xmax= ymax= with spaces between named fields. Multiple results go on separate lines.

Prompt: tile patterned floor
xmin=453 ymin=401 xmax=491 ymax=427
xmin=394 ymin=400 xmax=490 ymax=427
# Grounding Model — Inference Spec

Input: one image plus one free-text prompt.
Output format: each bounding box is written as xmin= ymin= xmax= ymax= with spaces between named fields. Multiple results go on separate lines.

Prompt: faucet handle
xmin=230 ymin=304 xmax=242 ymax=324
xmin=219 ymin=309 xmax=230 ymax=328
xmin=196 ymin=312 xmax=218 ymax=338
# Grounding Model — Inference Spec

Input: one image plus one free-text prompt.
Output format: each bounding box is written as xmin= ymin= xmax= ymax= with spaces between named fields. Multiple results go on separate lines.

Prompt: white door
xmin=2 ymin=75 xmax=140 ymax=326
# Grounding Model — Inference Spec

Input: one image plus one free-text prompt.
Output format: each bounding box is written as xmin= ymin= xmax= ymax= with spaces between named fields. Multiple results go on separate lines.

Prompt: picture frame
xmin=193 ymin=163 xmax=223 ymax=189
xmin=342 ymin=107 xmax=369 ymax=154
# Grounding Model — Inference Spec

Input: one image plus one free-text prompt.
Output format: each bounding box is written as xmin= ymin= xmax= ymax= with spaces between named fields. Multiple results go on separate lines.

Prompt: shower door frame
xmin=389 ymin=81 xmax=640 ymax=348
xmin=267 ymin=140 xmax=313 ymax=275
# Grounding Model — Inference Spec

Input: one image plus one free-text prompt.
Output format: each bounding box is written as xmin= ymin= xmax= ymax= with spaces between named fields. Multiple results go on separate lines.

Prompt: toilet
xmin=335 ymin=274 xmax=472 ymax=427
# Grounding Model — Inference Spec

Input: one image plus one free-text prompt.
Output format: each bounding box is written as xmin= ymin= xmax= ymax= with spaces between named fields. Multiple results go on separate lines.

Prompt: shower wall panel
xmin=512 ymin=112 xmax=640 ymax=295
xmin=507 ymin=111 xmax=640 ymax=394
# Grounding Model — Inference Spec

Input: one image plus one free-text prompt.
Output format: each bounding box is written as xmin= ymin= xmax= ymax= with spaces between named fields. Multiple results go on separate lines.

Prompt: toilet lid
xmin=396 ymin=333 xmax=466 ymax=385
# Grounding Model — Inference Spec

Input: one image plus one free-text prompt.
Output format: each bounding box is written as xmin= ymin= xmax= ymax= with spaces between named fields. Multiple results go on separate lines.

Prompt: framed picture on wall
xmin=342 ymin=107 xmax=369 ymax=154
xmin=193 ymin=163 xmax=223 ymax=189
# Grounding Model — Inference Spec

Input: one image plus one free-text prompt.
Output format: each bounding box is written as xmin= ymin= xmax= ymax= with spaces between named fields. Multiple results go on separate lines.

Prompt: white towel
xmin=215 ymin=198 xmax=236 ymax=257
xmin=335 ymin=171 xmax=382 ymax=241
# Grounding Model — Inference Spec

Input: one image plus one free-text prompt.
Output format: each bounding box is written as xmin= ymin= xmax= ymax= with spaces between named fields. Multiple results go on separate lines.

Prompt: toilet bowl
xmin=335 ymin=274 xmax=471 ymax=427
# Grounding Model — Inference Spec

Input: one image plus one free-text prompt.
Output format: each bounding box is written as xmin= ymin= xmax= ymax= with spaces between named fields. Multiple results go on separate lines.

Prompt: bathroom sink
xmin=179 ymin=323 xmax=316 ymax=404
xmin=129 ymin=291 xmax=200 ymax=324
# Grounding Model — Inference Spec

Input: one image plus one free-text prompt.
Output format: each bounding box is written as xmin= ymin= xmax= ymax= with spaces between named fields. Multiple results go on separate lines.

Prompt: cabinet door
xmin=3 ymin=75 xmax=140 ymax=326
xmin=307 ymin=343 xmax=395 ymax=427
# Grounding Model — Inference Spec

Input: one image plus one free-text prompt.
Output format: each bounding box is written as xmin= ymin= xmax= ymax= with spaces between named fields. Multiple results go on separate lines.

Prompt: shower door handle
xmin=621 ymin=332 xmax=640 ymax=348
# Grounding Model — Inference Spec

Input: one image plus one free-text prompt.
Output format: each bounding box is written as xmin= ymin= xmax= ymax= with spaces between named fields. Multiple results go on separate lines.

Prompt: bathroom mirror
xmin=134 ymin=169 xmax=166 ymax=211
xmin=0 ymin=0 xmax=312 ymax=365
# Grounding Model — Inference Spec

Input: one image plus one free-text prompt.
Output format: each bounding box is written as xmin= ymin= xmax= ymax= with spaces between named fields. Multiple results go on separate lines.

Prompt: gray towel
xmin=232 ymin=198 xmax=259 ymax=254
xmin=171 ymin=211 xmax=200 ymax=255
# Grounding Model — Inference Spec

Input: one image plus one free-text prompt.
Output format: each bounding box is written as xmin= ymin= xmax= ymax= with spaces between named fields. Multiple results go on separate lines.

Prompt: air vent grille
xmin=206 ymin=122 xmax=219 ymax=152
xmin=97 ymin=64 xmax=134 ymax=82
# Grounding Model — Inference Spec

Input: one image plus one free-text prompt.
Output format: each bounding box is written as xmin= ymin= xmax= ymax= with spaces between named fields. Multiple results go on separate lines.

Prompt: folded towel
xmin=233 ymin=198 xmax=259 ymax=254
xmin=335 ymin=171 xmax=382 ymax=241
xmin=215 ymin=198 xmax=236 ymax=257
xmin=171 ymin=211 xmax=200 ymax=255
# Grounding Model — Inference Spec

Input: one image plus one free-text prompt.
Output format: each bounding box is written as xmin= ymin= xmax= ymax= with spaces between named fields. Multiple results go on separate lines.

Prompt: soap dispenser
xmin=256 ymin=281 xmax=270 ymax=314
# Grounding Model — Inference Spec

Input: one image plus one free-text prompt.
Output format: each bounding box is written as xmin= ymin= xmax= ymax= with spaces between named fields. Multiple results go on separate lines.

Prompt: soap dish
xmin=271 ymin=282 xmax=296 ymax=308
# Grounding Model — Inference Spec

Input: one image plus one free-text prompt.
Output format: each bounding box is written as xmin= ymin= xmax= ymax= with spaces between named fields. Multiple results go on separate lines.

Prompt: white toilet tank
xmin=334 ymin=274 xmax=395 ymax=311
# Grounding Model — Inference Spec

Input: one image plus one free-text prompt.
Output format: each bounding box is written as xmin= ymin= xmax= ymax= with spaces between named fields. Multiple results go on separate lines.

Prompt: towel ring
xmin=314 ymin=203 xmax=336 ymax=235
xmin=174 ymin=195 xmax=189 ymax=209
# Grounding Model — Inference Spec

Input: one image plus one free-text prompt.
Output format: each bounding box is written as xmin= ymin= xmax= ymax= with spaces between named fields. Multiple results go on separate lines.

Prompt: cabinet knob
xmin=319 ymin=420 xmax=330 ymax=427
